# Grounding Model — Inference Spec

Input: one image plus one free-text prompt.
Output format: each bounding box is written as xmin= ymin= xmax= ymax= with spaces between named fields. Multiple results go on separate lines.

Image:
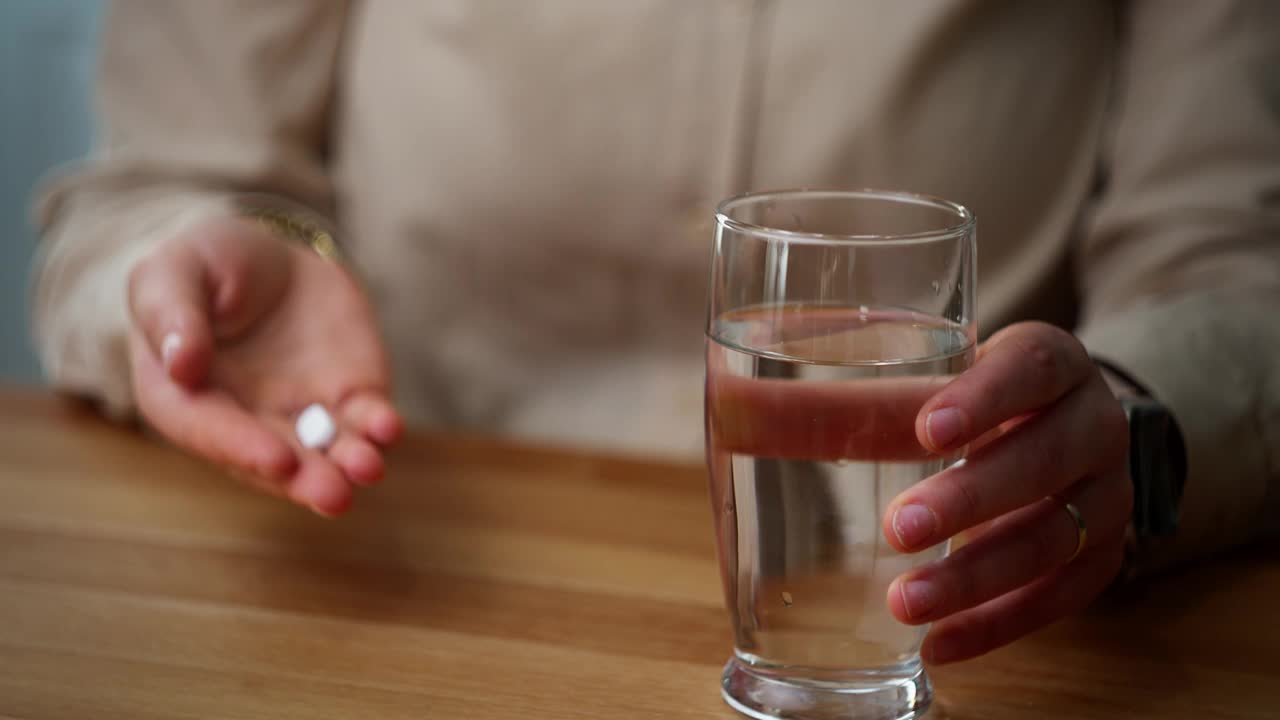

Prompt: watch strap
xmin=1120 ymin=394 xmax=1187 ymax=538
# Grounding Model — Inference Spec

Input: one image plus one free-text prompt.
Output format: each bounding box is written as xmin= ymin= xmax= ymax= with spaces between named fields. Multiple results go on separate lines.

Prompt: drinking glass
xmin=704 ymin=189 xmax=976 ymax=719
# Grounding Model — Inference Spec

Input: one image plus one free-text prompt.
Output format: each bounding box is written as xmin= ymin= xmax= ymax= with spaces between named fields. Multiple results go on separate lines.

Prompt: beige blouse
xmin=32 ymin=1 xmax=1280 ymax=569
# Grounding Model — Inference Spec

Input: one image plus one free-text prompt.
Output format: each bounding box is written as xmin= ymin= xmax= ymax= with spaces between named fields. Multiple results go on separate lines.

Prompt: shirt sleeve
xmin=1074 ymin=0 xmax=1280 ymax=571
xmin=30 ymin=0 xmax=348 ymax=416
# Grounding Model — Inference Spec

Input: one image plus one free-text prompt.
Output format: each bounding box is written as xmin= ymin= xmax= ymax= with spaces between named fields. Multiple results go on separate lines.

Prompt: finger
xmin=188 ymin=217 xmax=292 ymax=338
xmin=916 ymin=322 xmax=1095 ymax=453
xmin=887 ymin=470 xmax=1132 ymax=624
xmin=921 ymin=533 xmax=1127 ymax=664
xmin=128 ymin=242 xmax=214 ymax=388
xmin=340 ymin=391 xmax=404 ymax=446
xmin=263 ymin=413 xmax=356 ymax=517
xmin=285 ymin=451 xmax=354 ymax=517
xmin=129 ymin=330 xmax=296 ymax=481
xmin=707 ymin=375 xmax=942 ymax=461
xmin=327 ymin=432 xmax=385 ymax=486
xmin=884 ymin=380 xmax=1127 ymax=551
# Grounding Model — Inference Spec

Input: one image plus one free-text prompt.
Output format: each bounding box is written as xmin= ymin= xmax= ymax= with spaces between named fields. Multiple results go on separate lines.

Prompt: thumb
xmin=127 ymin=240 xmax=215 ymax=388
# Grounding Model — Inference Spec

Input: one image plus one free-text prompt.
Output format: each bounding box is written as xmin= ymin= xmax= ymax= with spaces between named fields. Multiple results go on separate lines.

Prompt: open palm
xmin=127 ymin=217 xmax=402 ymax=516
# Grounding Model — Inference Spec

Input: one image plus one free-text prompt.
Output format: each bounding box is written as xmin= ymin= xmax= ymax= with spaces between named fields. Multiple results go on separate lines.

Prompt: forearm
xmin=31 ymin=0 xmax=348 ymax=415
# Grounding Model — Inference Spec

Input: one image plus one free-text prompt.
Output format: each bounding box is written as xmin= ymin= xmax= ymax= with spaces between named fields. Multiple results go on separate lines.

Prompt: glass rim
xmin=715 ymin=188 xmax=975 ymax=246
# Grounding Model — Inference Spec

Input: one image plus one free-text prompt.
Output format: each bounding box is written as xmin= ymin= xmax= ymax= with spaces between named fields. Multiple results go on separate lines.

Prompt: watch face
xmin=1123 ymin=397 xmax=1186 ymax=538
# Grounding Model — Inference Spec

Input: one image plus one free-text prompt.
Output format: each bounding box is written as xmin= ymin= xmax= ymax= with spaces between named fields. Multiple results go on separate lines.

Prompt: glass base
xmin=720 ymin=656 xmax=933 ymax=720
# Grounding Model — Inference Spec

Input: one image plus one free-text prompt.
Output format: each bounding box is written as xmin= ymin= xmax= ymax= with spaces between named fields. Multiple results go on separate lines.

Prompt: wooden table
xmin=0 ymin=389 xmax=1275 ymax=719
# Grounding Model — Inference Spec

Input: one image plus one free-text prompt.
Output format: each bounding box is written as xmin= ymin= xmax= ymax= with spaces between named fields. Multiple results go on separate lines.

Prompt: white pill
xmin=295 ymin=404 xmax=337 ymax=450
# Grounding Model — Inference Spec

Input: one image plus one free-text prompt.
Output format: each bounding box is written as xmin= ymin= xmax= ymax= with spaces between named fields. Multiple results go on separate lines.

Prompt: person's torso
xmin=332 ymin=0 xmax=1117 ymax=457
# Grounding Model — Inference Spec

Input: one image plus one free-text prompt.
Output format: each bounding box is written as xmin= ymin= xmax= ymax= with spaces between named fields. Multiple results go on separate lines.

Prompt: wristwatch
xmin=1099 ymin=363 xmax=1188 ymax=540
xmin=1121 ymin=394 xmax=1187 ymax=538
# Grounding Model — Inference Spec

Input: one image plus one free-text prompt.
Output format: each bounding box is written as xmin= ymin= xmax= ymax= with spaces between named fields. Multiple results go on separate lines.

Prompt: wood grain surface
xmin=0 ymin=388 xmax=1275 ymax=719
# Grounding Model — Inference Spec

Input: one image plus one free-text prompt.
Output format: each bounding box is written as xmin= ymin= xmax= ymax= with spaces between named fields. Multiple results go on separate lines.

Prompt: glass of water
xmin=704 ymin=189 xmax=976 ymax=720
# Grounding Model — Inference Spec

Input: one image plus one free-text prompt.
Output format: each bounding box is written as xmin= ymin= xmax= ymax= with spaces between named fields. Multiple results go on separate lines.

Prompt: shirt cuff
xmin=1078 ymin=292 xmax=1276 ymax=573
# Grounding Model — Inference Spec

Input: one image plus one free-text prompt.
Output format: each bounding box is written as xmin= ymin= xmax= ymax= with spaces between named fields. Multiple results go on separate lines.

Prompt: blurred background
xmin=0 ymin=0 xmax=102 ymax=382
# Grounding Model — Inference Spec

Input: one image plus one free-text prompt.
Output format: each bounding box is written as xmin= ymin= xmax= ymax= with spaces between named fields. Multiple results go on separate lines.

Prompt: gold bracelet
xmin=240 ymin=205 xmax=343 ymax=262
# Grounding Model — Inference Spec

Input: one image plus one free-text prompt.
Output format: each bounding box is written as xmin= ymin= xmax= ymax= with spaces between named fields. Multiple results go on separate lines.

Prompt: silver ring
xmin=1054 ymin=496 xmax=1088 ymax=563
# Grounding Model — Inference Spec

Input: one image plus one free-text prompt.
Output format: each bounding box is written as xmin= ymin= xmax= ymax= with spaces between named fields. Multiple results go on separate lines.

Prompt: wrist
xmin=1093 ymin=359 xmax=1188 ymax=581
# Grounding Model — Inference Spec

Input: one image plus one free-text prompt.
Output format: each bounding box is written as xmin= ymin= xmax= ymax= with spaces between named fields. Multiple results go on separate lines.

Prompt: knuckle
xmin=1010 ymin=323 xmax=1087 ymax=384
xmin=1014 ymin=334 xmax=1057 ymax=374
xmin=1017 ymin=341 xmax=1063 ymax=390
xmin=1034 ymin=322 xmax=1084 ymax=355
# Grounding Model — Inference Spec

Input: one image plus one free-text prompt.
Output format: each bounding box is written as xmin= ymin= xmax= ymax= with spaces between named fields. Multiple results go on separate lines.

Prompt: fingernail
xmin=161 ymin=332 xmax=182 ymax=370
xmin=893 ymin=504 xmax=938 ymax=548
xmin=899 ymin=579 xmax=941 ymax=620
xmin=926 ymin=407 xmax=965 ymax=449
